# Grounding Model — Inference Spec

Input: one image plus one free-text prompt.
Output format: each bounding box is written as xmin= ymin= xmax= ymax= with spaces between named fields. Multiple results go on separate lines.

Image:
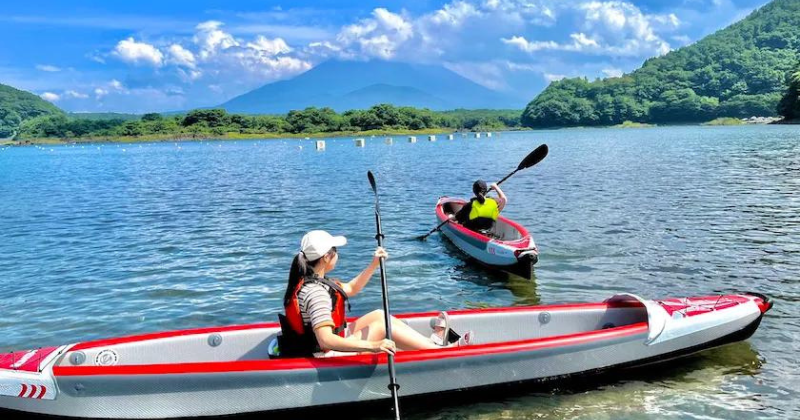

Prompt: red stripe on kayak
xmin=17 ymin=347 xmax=59 ymax=372
xmin=53 ymin=323 xmax=648 ymax=377
xmin=70 ymin=323 xmax=278 ymax=351
xmin=27 ymin=385 xmax=38 ymax=398
xmin=18 ymin=384 xmax=27 ymax=398
xmin=67 ymin=302 xmax=643 ymax=351
xmin=36 ymin=386 xmax=47 ymax=399
xmin=436 ymin=199 xmax=532 ymax=247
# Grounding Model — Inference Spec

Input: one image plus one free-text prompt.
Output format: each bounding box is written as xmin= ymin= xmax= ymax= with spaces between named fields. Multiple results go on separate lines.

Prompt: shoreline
xmin=4 ymin=128 xmax=515 ymax=147
xmin=3 ymin=119 xmax=794 ymax=147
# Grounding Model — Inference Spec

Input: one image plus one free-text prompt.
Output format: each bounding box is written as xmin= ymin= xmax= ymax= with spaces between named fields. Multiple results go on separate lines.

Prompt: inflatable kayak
xmin=0 ymin=293 xmax=771 ymax=419
xmin=436 ymin=197 xmax=538 ymax=278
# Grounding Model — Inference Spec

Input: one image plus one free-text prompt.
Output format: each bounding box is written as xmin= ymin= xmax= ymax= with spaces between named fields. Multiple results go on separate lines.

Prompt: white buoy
xmin=385 ymin=137 xmax=393 ymax=145
xmin=428 ymin=135 xmax=436 ymax=142
xmin=408 ymin=136 xmax=417 ymax=143
xmin=487 ymin=132 xmax=493 ymax=138
xmin=447 ymin=134 xmax=455 ymax=140
xmin=474 ymin=132 xmax=481 ymax=138
xmin=315 ymin=140 xmax=326 ymax=151
xmin=354 ymin=138 xmax=366 ymax=147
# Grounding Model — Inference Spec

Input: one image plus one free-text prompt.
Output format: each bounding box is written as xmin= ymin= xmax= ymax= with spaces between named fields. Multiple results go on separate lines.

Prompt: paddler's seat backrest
xmin=274 ymin=314 xmax=317 ymax=358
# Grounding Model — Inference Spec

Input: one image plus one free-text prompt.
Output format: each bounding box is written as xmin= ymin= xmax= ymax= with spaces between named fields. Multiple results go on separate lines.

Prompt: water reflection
xmin=361 ymin=342 xmax=764 ymax=420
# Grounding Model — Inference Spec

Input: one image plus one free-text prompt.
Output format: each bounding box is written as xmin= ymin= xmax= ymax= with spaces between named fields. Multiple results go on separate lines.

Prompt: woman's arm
xmin=314 ymin=326 xmax=395 ymax=354
xmin=490 ymin=183 xmax=507 ymax=211
xmin=341 ymin=247 xmax=388 ymax=297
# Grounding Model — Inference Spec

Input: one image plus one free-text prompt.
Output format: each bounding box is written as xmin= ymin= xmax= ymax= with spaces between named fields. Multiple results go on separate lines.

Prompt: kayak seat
xmin=274 ymin=314 xmax=316 ymax=358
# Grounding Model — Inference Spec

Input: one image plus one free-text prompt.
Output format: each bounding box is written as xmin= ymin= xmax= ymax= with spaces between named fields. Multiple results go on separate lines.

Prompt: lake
xmin=0 ymin=125 xmax=798 ymax=419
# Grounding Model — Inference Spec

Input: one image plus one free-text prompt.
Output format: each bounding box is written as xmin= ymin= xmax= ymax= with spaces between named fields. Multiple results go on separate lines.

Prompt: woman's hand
xmin=489 ymin=182 xmax=499 ymax=191
xmin=372 ymin=247 xmax=389 ymax=264
xmin=370 ymin=339 xmax=397 ymax=355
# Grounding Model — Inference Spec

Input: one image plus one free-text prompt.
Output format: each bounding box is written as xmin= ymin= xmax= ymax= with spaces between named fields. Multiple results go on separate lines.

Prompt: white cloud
xmin=503 ymin=1 xmax=674 ymax=58
xmin=245 ymin=36 xmax=292 ymax=55
xmin=502 ymin=33 xmax=599 ymax=53
xmin=113 ymin=37 xmax=164 ymax=67
xmin=109 ymin=79 xmax=125 ymax=90
xmin=571 ymin=33 xmax=599 ymax=48
xmin=65 ymin=90 xmax=89 ymax=99
xmin=336 ymin=8 xmax=414 ymax=59
xmin=167 ymin=44 xmax=196 ymax=68
xmin=94 ymin=80 xmax=127 ymax=100
xmin=40 ymin=92 xmax=60 ymax=102
xmin=544 ymin=73 xmax=565 ymax=82
xmin=36 ymin=64 xmax=61 ymax=72
xmin=177 ymin=68 xmax=203 ymax=82
xmin=194 ymin=21 xmax=239 ymax=59
xmin=427 ymin=1 xmax=481 ymax=26
xmin=579 ymin=1 xmax=673 ymax=56
xmin=602 ymin=67 xmax=624 ymax=78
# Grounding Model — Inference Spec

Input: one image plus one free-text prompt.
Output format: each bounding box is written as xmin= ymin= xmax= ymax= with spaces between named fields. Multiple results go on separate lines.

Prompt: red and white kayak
xmin=0 ymin=293 xmax=771 ymax=419
xmin=436 ymin=197 xmax=538 ymax=278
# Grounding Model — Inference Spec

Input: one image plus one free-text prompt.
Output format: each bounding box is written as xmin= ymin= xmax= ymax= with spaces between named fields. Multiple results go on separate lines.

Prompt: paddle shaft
xmin=368 ymin=172 xmax=401 ymax=420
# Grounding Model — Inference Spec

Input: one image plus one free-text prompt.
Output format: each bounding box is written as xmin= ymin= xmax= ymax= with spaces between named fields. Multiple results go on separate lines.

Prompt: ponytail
xmin=283 ymin=252 xmax=322 ymax=306
xmin=475 ymin=192 xmax=486 ymax=205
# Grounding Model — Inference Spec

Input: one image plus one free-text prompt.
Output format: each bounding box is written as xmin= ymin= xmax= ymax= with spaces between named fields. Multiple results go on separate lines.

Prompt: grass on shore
xmin=11 ymin=128 xmax=471 ymax=146
xmin=703 ymin=117 xmax=744 ymax=126
xmin=612 ymin=121 xmax=656 ymax=128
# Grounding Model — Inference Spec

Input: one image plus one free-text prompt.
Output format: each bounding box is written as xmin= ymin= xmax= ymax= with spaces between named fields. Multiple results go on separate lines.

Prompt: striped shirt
xmin=297 ymin=282 xmax=335 ymax=330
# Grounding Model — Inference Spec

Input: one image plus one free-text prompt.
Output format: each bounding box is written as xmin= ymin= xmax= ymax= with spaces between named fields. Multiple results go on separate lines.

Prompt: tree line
xmin=778 ymin=65 xmax=800 ymax=120
xmin=15 ymin=105 xmax=522 ymax=140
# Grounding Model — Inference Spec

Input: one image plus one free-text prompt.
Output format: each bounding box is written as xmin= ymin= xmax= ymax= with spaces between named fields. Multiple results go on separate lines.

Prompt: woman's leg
xmin=349 ymin=310 xmax=439 ymax=350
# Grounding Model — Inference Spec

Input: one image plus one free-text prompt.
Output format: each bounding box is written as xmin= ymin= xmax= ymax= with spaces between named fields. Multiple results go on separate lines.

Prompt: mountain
xmin=1 ymin=83 xmax=63 ymax=138
xmin=220 ymin=60 xmax=525 ymax=113
xmin=522 ymin=0 xmax=800 ymax=127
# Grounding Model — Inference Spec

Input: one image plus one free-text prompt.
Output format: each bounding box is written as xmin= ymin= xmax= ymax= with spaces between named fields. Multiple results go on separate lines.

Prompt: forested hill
xmin=522 ymin=0 xmax=800 ymax=128
xmin=0 ymin=83 xmax=63 ymax=137
xmin=778 ymin=66 xmax=800 ymax=120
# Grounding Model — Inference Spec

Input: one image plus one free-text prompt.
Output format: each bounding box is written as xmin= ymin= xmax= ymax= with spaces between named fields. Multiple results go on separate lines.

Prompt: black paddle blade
xmin=517 ymin=144 xmax=548 ymax=170
xmin=367 ymin=170 xmax=377 ymax=193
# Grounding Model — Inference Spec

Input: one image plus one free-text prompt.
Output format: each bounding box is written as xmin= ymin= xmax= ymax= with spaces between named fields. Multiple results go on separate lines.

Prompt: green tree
xmin=141 ymin=113 xmax=163 ymax=122
xmin=778 ymin=67 xmax=800 ymax=119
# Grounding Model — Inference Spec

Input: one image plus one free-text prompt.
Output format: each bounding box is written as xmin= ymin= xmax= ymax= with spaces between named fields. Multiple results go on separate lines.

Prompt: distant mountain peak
xmin=220 ymin=60 xmax=524 ymax=114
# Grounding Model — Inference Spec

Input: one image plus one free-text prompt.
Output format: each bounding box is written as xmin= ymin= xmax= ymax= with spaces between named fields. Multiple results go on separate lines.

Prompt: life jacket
xmin=468 ymin=197 xmax=499 ymax=221
xmin=464 ymin=197 xmax=499 ymax=232
xmin=278 ymin=274 xmax=349 ymax=357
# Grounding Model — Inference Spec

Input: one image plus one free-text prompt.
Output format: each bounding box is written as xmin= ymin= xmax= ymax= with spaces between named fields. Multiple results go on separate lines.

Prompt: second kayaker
xmin=451 ymin=179 xmax=507 ymax=233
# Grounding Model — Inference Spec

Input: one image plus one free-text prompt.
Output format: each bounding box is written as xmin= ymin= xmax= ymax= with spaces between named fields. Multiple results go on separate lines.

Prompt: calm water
xmin=1 ymin=126 xmax=798 ymax=419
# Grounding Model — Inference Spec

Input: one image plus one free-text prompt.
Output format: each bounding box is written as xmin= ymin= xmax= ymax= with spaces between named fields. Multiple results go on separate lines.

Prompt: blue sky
xmin=0 ymin=0 xmax=770 ymax=113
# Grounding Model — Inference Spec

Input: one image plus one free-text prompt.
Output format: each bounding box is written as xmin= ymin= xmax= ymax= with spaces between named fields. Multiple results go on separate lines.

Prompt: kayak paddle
xmin=367 ymin=170 xmax=402 ymax=420
xmin=416 ymin=143 xmax=549 ymax=241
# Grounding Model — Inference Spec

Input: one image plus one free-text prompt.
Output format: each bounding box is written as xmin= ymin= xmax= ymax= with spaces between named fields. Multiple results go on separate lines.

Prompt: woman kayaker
xmin=451 ymin=179 xmax=507 ymax=233
xmin=280 ymin=230 xmax=472 ymax=357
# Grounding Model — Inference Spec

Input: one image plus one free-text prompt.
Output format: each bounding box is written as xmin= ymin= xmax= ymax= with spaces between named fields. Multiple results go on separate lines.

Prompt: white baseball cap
xmin=300 ymin=230 xmax=347 ymax=261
